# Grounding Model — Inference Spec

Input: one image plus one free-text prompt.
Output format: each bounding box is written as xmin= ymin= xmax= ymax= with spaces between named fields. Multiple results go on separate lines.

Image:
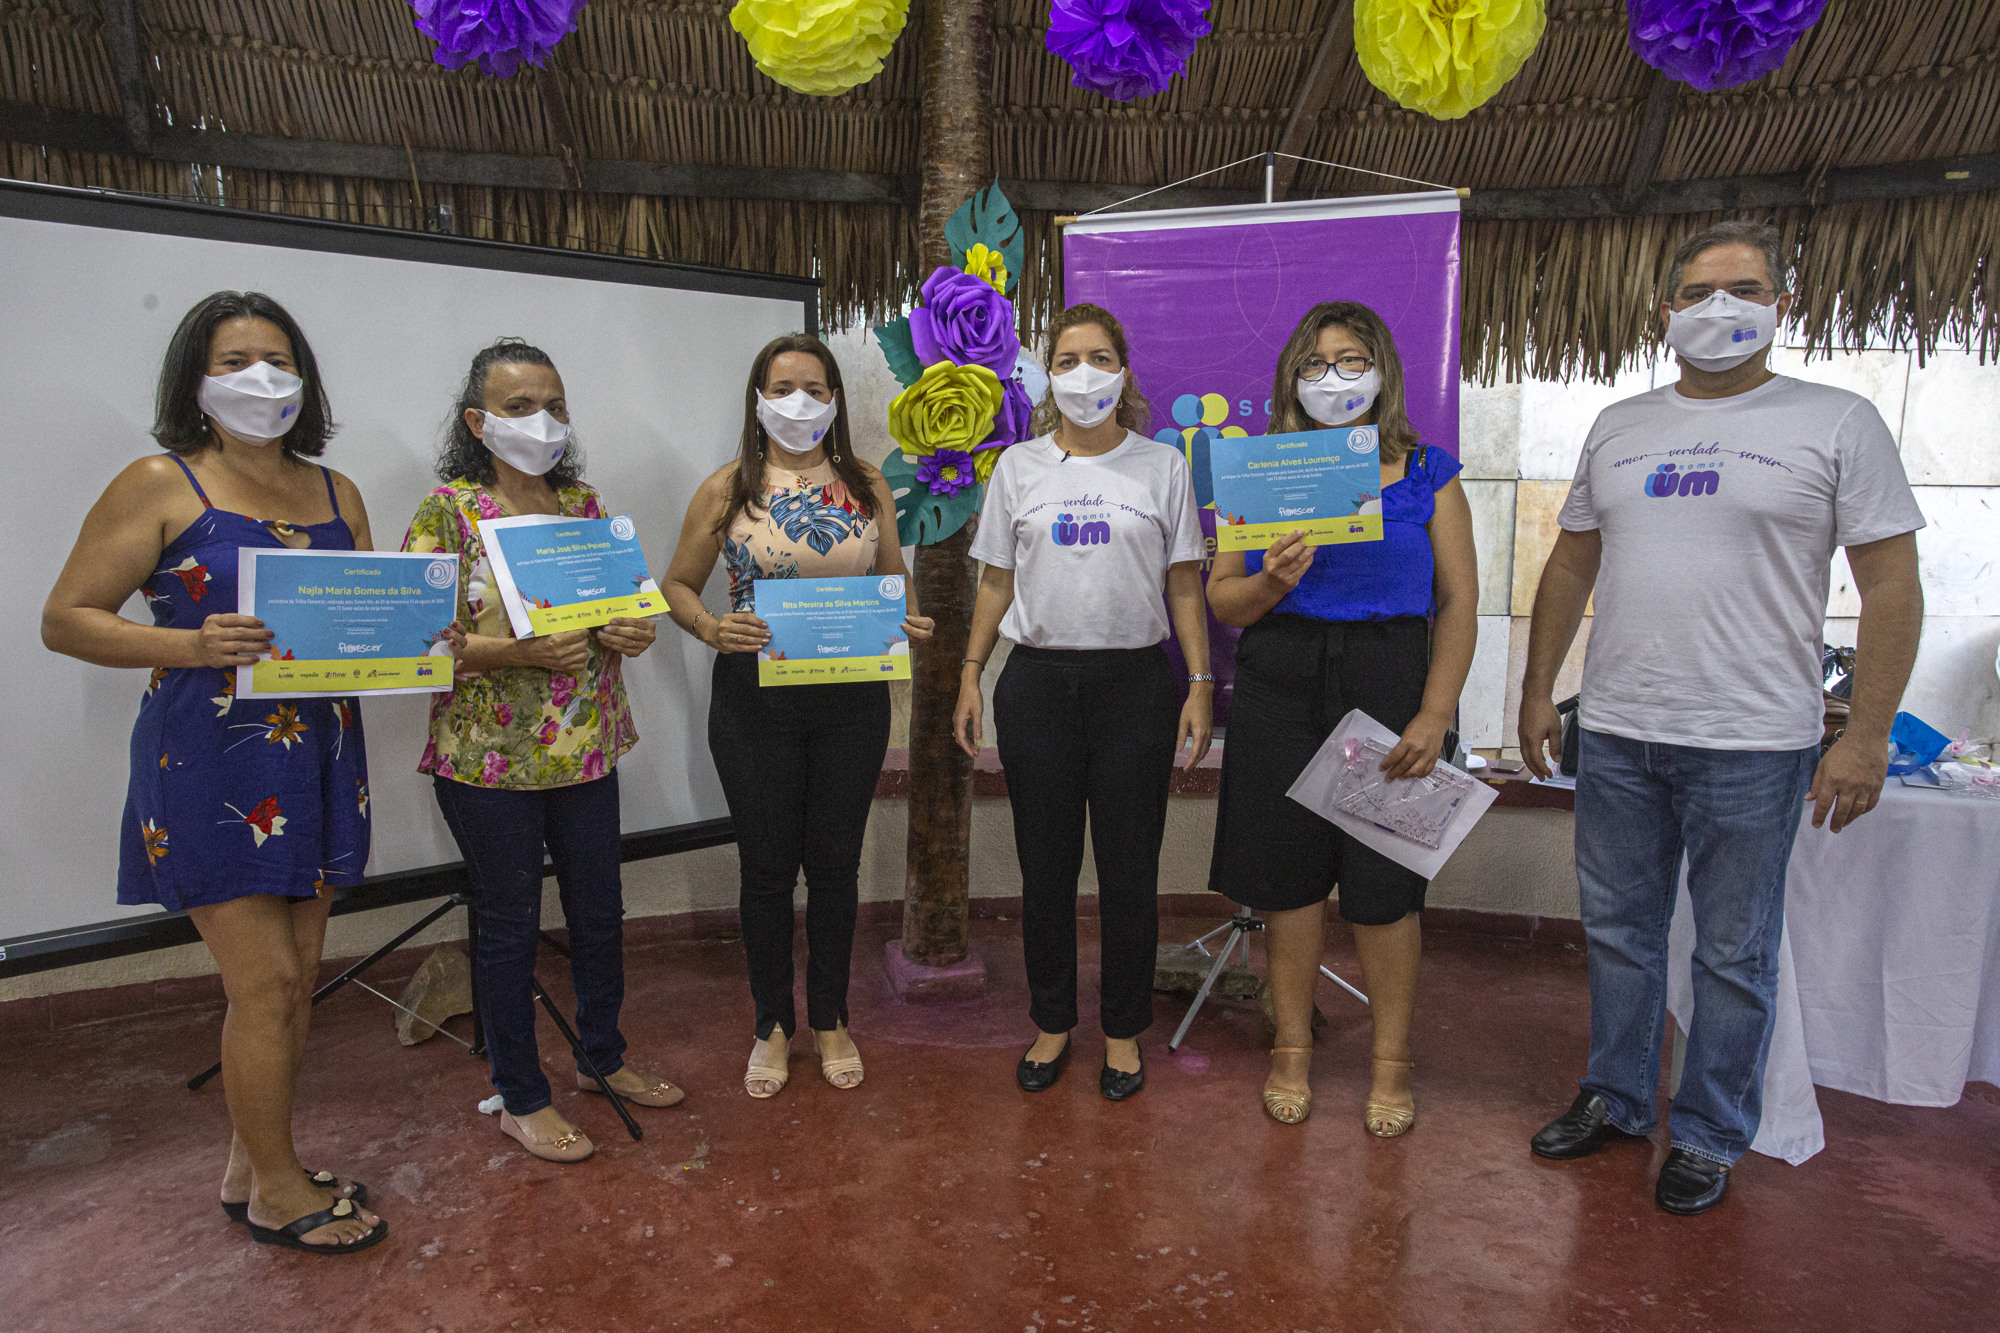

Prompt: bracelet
xmin=687 ymin=610 xmax=713 ymax=639
xmin=962 ymin=658 xmax=986 ymax=669
xmin=1188 ymin=673 xmax=1215 ymax=684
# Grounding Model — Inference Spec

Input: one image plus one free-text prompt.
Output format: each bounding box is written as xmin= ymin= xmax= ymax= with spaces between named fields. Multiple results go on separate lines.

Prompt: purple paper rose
xmin=1629 ymin=0 xmax=1826 ymax=92
xmin=409 ymin=0 xmax=586 ymax=79
xmin=982 ymin=376 xmax=1034 ymax=449
xmin=1046 ymin=0 xmax=1212 ymax=103
xmin=917 ymin=449 xmax=979 ymax=497
xmin=908 ymin=266 xmax=1021 ymax=375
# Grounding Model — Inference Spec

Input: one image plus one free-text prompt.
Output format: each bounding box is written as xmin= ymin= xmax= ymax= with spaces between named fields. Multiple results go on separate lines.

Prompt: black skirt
xmin=1207 ymin=614 xmax=1432 ymax=923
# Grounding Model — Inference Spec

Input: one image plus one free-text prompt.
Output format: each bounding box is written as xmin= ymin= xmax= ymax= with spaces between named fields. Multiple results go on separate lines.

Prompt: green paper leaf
xmin=944 ymin=178 xmax=1024 ymax=297
xmin=881 ymin=449 xmax=982 ymax=546
xmin=873 ymin=316 xmax=924 ymax=389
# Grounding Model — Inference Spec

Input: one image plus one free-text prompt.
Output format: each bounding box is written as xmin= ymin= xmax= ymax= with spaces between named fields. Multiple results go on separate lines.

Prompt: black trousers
xmin=432 ymin=771 xmax=627 ymax=1117
xmin=994 ymin=645 xmax=1178 ymax=1040
xmin=708 ymin=652 xmax=891 ymax=1040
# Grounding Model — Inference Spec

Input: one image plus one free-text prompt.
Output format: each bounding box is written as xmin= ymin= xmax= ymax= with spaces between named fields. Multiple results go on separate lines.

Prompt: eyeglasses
xmin=1675 ymin=282 xmax=1779 ymax=306
xmin=1299 ymin=354 xmax=1374 ymax=383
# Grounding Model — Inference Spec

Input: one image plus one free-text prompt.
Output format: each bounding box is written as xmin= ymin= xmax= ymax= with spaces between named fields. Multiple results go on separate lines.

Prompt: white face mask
xmin=1296 ymin=368 xmax=1380 ymax=427
xmin=1050 ymin=363 xmax=1125 ymax=428
xmin=1666 ymin=290 xmax=1780 ymax=371
xmin=756 ymin=389 xmax=839 ymax=455
xmin=197 ymin=361 xmax=304 ymax=445
xmin=479 ymin=408 xmax=571 ymax=476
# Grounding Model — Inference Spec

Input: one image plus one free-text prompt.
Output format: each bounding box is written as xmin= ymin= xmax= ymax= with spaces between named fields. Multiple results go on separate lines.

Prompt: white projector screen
xmin=0 ymin=182 xmax=814 ymax=962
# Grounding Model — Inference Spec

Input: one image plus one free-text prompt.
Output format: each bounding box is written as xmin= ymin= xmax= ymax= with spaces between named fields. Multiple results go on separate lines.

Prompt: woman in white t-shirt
xmin=955 ymin=302 xmax=1213 ymax=1102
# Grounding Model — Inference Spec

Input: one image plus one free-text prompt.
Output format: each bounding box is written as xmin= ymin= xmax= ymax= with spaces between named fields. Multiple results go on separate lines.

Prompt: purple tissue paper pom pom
xmin=1046 ymin=0 xmax=1212 ymax=103
xmin=917 ymin=449 xmax=979 ymax=497
xmin=410 ymin=0 xmax=587 ymax=79
xmin=1629 ymin=0 xmax=1826 ymax=93
xmin=979 ymin=377 xmax=1035 ymax=450
xmin=908 ymin=266 xmax=1022 ymax=376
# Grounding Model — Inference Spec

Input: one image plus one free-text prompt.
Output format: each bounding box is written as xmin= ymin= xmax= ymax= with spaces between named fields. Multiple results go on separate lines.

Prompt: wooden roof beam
xmin=1620 ymin=70 xmax=1679 ymax=212
xmin=1268 ymin=0 xmax=1355 ymax=202
xmin=4 ymin=102 xmax=1995 ymax=221
xmin=100 ymin=0 xmax=151 ymax=153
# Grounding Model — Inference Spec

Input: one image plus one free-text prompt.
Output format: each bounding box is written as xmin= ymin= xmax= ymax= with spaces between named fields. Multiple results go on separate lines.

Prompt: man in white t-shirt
xmin=1518 ymin=221 xmax=1925 ymax=1215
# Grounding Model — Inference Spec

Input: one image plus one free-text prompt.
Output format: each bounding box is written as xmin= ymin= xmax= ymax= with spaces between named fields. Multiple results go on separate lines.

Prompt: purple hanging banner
xmin=1062 ymin=192 xmax=1462 ymax=727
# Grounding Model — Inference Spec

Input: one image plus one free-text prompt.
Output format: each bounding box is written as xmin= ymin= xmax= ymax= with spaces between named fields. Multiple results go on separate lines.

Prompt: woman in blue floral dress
xmin=42 ymin=293 xmax=387 ymax=1254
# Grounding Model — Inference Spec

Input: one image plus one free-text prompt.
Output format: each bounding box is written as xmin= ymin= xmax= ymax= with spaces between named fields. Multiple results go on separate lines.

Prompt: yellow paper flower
xmin=888 ymin=362 xmax=1004 ymax=459
xmin=973 ymin=446 xmax=1004 ymax=484
xmin=729 ymin=0 xmax=911 ymax=96
xmin=962 ymin=243 xmax=1009 ymax=294
xmin=1354 ymin=0 xmax=1546 ymax=121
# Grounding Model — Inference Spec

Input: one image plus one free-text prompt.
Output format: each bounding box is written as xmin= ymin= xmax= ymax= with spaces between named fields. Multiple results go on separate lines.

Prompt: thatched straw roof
xmin=3 ymin=0 xmax=1995 ymax=379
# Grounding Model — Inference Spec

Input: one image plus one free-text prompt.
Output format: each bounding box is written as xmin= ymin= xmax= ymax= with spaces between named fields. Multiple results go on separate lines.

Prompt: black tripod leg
xmin=186 ymin=893 xmax=470 ymax=1092
xmin=530 ymin=976 xmax=641 ymax=1142
xmin=466 ymin=899 xmax=486 ymax=1058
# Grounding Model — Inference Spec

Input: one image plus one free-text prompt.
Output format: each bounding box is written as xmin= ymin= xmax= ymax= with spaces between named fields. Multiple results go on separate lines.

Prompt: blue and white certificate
xmin=1208 ymin=425 xmax=1385 ymax=551
xmin=236 ymin=549 xmax=459 ymax=698
xmin=478 ymin=514 xmax=667 ymax=638
xmin=756 ymin=575 xmax=911 ymax=686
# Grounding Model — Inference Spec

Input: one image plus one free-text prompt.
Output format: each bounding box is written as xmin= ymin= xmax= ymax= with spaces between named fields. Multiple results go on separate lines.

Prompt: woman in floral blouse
xmin=404 ymin=338 xmax=681 ymax=1164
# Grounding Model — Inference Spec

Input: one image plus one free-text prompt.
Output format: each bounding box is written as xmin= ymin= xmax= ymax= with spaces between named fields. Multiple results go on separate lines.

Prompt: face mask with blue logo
xmin=196 ymin=360 xmax=304 ymax=445
xmin=1296 ymin=367 xmax=1380 ymax=427
xmin=480 ymin=408 xmax=572 ymax=476
xmin=756 ymin=388 xmax=839 ymax=455
xmin=1050 ymin=363 xmax=1125 ymax=429
xmin=1666 ymin=290 xmax=1779 ymax=372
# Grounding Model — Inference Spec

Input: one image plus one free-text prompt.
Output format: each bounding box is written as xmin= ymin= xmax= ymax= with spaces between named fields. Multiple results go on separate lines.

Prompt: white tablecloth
xmin=1667 ymin=782 xmax=2000 ymax=1164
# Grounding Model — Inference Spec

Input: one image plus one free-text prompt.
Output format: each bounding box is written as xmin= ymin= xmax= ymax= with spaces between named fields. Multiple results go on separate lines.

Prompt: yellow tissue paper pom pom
xmin=729 ymin=0 xmax=911 ymax=97
xmin=887 ymin=362 xmax=1004 ymax=459
xmin=1354 ymin=0 xmax=1546 ymax=121
xmin=962 ymin=243 xmax=1010 ymax=294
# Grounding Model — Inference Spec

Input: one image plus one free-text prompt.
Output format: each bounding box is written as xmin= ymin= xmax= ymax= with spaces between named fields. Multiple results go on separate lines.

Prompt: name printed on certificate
xmin=756 ymin=575 xmax=912 ymax=686
xmin=1208 ymin=425 xmax=1386 ymax=552
xmin=236 ymin=549 xmax=459 ymax=698
xmin=477 ymin=513 xmax=667 ymax=638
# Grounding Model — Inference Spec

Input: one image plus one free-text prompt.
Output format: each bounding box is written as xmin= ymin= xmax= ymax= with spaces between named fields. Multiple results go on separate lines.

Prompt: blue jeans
xmin=433 ymin=772 xmax=628 ymax=1116
xmin=1574 ymin=729 xmax=1818 ymax=1165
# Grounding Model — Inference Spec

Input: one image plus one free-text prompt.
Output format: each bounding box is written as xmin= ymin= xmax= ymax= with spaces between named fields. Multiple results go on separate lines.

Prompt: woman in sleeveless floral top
xmin=661 ymin=333 xmax=933 ymax=1100
xmin=43 ymin=293 xmax=387 ymax=1254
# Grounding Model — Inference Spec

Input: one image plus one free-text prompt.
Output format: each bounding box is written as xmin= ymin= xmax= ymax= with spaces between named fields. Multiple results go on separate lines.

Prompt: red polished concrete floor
xmin=4 ymin=916 xmax=1997 ymax=1332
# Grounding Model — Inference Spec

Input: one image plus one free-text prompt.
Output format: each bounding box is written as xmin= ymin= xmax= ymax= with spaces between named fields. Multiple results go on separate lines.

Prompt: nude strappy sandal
xmin=1263 ymin=1047 xmax=1313 ymax=1125
xmin=1364 ymin=1058 xmax=1416 ymax=1138
xmin=812 ymin=1029 xmax=865 ymax=1090
xmin=744 ymin=1041 xmax=790 ymax=1099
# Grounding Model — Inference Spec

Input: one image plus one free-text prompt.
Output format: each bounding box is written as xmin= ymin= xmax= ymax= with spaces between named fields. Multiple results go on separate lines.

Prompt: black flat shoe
xmin=1100 ymin=1052 xmax=1145 ymax=1102
xmin=1530 ymin=1091 xmax=1647 ymax=1160
xmin=1017 ymin=1034 xmax=1072 ymax=1092
xmin=1655 ymin=1147 xmax=1730 ymax=1215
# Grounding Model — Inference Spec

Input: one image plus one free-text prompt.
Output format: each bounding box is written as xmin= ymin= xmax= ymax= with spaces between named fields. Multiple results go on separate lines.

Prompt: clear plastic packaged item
xmin=1329 ymin=737 xmax=1480 ymax=849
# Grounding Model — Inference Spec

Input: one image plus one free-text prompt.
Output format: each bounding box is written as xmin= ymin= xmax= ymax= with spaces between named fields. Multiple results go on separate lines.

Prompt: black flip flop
xmin=221 ymin=1170 xmax=369 ymax=1224
xmin=246 ymin=1196 xmax=388 ymax=1255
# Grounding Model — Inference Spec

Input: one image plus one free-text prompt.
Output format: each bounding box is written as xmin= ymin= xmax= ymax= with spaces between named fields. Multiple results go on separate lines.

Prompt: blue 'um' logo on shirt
xmin=1644 ymin=463 xmax=1720 ymax=498
xmin=1051 ymin=513 xmax=1110 ymax=546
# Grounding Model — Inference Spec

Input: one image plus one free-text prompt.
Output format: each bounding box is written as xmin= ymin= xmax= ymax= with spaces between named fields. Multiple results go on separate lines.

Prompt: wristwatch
xmin=1188 ymin=673 xmax=1215 ymax=684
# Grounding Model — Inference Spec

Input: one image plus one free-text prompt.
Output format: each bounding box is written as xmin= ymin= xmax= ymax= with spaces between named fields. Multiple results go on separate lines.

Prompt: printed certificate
xmin=756 ymin=575 xmax=912 ymax=686
xmin=1208 ymin=425 xmax=1386 ymax=552
xmin=236 ymin=549 xmax=459 ymax=698
xmin=477 ymin=514 xmax=667 ymax=638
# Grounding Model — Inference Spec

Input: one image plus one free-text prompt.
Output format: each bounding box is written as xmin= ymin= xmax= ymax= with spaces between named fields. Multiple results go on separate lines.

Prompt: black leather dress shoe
xmin=1016 ymin=1035 xmax=1071 ymax=1092
xmin=1655 ymin=1147 xmax=1730 ymax=1215
xmin=1100 ymin=1051 xmax=1145 ymax=1101
xmin=1530 ymin=1091 xmax=1646 ymax=1160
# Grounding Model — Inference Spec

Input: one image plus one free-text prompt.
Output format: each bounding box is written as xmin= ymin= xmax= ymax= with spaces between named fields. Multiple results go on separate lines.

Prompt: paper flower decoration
xmin=1046 ymin=0 xmax=1212 ymax=103
xmin=916 ymin=449 xmax=978 ymax=497
xmin=971 ymin=379 xmax=1034 ymax=482
xmin=729 ymin=0 xmax=910 ymax=96
xmin=1629 ymin=0 xmax=1825 ymax=92
xmin=908 ymin=266 xmax=1022 ymax=376
xmin=1354 ymin=0 xmax=1547 ymax=121
xmin=888 ymin=362 xmax=1005 ymax=460
xmin=409 ymin=0 xmax=585 ymax=78
xmin=963 ymin=243 xmax=1009 ymax=293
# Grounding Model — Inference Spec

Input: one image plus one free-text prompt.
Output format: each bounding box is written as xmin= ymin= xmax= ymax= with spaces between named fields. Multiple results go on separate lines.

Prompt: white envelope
xmin=1285 ymin=708 xmax=1498 ymax=880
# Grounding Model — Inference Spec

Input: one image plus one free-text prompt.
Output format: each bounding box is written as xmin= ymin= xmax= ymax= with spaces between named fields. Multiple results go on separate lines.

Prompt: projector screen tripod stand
xmin=1166 ymin=910 xmax=1370 ymax=1052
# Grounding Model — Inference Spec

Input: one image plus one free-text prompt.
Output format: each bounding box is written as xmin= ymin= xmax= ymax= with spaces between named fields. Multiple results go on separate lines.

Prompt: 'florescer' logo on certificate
xmin=236 ymin=550 xmax=460 ymax=698
xmin=477 ymin=514 xmax=668 ymax=639
xmin=1208 ymin=426 xmax=1386 ymax=552
xmin=756 ymin=575 xmax=912 ymax=687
